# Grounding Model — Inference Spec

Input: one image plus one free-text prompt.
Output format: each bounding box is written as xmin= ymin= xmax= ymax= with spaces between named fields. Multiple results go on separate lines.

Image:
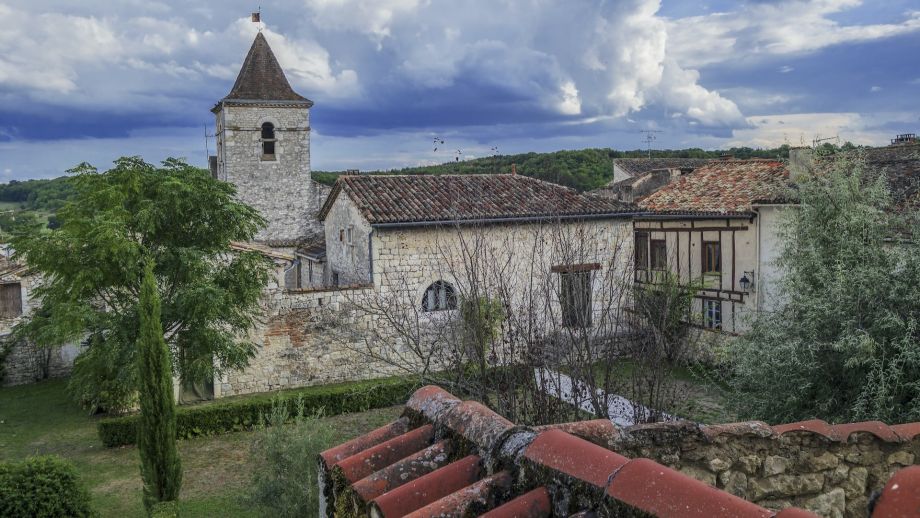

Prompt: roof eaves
xmin=369 ymin=210 xmax=643 ymax=229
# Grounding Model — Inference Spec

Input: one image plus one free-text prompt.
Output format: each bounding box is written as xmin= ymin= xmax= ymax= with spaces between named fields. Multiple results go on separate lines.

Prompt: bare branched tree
xmin=332 ymin=217 xmax=701 ymax=425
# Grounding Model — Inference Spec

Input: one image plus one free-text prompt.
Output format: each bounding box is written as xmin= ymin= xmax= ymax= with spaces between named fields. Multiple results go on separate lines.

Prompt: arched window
xmin=422 ymin=281 xmax=457 ymax=312
xmin=261 ymin=122 xmax=276 ymax=159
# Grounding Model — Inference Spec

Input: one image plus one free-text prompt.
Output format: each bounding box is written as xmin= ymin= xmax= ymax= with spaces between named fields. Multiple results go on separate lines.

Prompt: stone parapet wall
xmin=216 ymin=282 xmax=406 ymax=397
xmin=565 ymin=418 xmax=920 ymax=518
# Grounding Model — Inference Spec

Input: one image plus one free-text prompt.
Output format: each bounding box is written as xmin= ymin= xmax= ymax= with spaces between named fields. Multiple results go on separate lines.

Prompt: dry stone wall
xmin=587 ymin=420 xmax=920 ymax=518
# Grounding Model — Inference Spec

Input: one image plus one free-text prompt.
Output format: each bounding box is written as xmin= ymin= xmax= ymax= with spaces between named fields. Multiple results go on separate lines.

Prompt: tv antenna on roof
xmin=812 ymin=134 xmax=840 ymax=148
xmin=639 ymin=130 xmax=663 ymax=158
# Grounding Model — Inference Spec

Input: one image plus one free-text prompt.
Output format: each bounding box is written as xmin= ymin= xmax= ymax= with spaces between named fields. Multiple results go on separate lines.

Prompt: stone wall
xmin=214 ymin=103 xmax=325 ymax=243
xmin=219 ymin=216 xmax=636 ymax=397
xmin=577 ymin=419 xmax=920 ymax=518
xmin=216 ymin=278 xmax=405 ymax=397
xmin=0 ymin=269 xmax=83 ymax=386
xmin=2 ymin=340 xmax=82 ymax=386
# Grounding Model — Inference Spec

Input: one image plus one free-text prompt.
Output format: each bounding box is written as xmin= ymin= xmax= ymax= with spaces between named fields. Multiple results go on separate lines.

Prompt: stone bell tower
xmin=212 ymin=32 xmax=324 ymax=246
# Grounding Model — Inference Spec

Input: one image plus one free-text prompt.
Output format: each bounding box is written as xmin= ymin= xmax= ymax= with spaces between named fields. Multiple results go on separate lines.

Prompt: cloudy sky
xmin=0 ymin=0 xmax=918 ymax=180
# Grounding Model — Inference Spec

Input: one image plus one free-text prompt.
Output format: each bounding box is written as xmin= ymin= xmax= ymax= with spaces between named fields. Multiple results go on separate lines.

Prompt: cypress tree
xmin=136 ymin=261 xmax=182 ymax=511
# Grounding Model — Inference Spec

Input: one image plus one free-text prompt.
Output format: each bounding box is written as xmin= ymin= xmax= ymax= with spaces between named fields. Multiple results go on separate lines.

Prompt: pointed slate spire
xmin=222 ymin=32 xmax=312 ymax=104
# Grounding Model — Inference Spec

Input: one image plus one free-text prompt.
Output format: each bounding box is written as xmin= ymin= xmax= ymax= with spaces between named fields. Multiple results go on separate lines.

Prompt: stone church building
xmin=211 ymin=33 xmax=638 ymax=397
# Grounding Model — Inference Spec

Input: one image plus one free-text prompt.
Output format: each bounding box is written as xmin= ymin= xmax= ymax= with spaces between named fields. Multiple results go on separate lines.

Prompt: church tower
xmin=212 ymin=32 xmax=323 ymax=246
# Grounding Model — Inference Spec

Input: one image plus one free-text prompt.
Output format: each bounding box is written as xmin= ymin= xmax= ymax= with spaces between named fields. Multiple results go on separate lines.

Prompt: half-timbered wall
xmin=633 ymin=217 xmax=758 ymax=334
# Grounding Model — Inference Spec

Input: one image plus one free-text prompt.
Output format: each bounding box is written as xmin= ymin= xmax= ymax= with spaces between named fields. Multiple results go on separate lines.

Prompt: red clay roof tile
xmin=772 ymin=419 xmax=839 ymax=441
xmin=319 ymin=417 xmax=411 ymax=470
xmin=479 ymin=486 xmax=552 ymax=518
xmin=441 ymin=400 xmax=515 ymax=451
xmin=334 ymin=424 xmax=434 ymax=483
xmin=351 ymin=439 xmax=453 ymax=503
xmin=640 ymin=160 xmax=788 ymax=214
xmin=370 ymin=454 xmax=482 ymax=517
xmin=322 ymin=385 xmax=913 ymax=517
xmin=536 ymin=419 xmax=622 ymax=448
xmin=523 ymin=428 xmax=629 ymax=488
xmin=403 ymin=470 xmax=512 ymax=518
xmin=831 ymin=421 xmax=900 ymax=443
xmin=606 ymin=458 xmax=773 ymax=518
xmin=891 ymin=422 xmax=920 ymax=441
xmin=405 ymin=385 xmax=463 ymax=422
xmin=871 ymin=465 xmax=920 ymax=517
xmin=319 ymin=174 xmax=634 ymax=225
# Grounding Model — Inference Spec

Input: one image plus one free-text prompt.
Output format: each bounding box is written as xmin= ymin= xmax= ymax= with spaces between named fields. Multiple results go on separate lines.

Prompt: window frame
xmin=635 ymin=232 xmax=649 ymax=270
xmin=702 ymin=298 xmax=722 ymax=330
xmin=421 ymin=280 xmax=457 ymax=312
xmin=0 ymin=282 xmax=22 ymax=319
xmin=260 ymin=122 xmax=277 ymax=161
xmin=559 ymin=269 xmax=593 ymax=328
xmin=650 ymin=239 xmax=667 ymax=271
xmin=702 ymin=241 xmax=721 ymax=275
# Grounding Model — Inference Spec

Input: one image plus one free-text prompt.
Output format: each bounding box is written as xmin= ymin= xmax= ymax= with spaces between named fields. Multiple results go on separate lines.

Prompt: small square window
xmin=703 ymin=242 xmax=721 ymax=274
xmin=650 ymin=239 xmax=667 ymax=270
xmin=703 ymin=299 xmax=722 ymax=330
xmin=635 ymin=232 xmax=649 ymax=270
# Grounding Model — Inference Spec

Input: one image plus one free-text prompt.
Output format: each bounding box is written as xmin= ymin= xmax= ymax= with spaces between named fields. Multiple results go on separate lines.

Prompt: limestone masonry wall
xmin=215 ymin=104 xmax=324 ymax=243
xmin=572 ymin=419 xmax=920 ymax=518
xmin=216 ymin=277 xmax=405 ymax=397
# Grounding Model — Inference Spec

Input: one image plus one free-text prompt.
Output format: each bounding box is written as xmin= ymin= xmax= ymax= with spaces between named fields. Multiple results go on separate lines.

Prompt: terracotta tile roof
xmin=318 ymin=174 xmax=636 ymax=226
xmin=871 ymin=465 xmax=920 ymax=517
xmin=219 ymin=33 xmax=312 ymax=105
xmin=613 ymin=158 xmax=713 ymax=178
xmin=321 ymin=385 xmax=920 ymax=517
xmin=639 ymin=160 xmax=789 ymax=215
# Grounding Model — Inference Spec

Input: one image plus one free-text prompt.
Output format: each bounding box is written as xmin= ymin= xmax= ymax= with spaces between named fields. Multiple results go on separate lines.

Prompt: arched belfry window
xmin=261 ymin=122 xmax=276 ymax=160
xmin=422 ymin=281 xmax=457 ymax=312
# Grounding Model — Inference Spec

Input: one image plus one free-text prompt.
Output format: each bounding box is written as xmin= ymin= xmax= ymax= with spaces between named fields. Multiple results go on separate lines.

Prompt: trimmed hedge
xmin=98 ymin=376 xmax=419 ymax=447
xmin=0 ymin=456 xmax=95 ymax=518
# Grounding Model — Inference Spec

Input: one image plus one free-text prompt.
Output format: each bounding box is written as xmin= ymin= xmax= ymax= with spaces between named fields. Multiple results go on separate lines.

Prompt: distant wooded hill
xmin=314 ymin=146 xmax=795 ymax=192
xmin=0 ymin=145 xmax=801 ymax=234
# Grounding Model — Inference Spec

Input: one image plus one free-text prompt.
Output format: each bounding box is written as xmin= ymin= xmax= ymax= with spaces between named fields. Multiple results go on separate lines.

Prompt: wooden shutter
xmin=0 ymin=283 xmax=22 ymax=318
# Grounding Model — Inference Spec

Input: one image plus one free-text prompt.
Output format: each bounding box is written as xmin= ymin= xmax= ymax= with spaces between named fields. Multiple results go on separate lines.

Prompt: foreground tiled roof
xmin=218 ymin=33 xmax=312 ymax=105
xmin=318 ymin=385 xmax=920 ymax=517
xmin=640 ymin=160 xmax=789 ymax=215
xmin=318 ymin=174 xmax=636 ymax=226
xmin=613 ymin=158 xmax=713 ymax=178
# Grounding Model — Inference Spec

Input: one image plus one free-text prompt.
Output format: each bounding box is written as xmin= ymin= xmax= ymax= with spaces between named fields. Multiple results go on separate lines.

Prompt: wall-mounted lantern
xmin=739 ymin=271 xmax=755 ymax=293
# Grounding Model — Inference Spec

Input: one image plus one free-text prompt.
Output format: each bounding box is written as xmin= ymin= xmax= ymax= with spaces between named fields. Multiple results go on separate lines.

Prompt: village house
xmin=632 ymin=143 xmax=920 ymax=335
xmin=208 ymin=33 xmax=639 ymax=398
xmin=593 ymin=157 xmax=712 ymax=203
xmin=0 ymin=248 xmax=85 ymax=386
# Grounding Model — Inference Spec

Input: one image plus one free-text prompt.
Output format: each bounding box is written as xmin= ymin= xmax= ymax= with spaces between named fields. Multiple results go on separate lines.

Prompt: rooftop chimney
xmin=788 ymin=147 xmax=814 ymax=182
xmin=511 ymin=163 xmax=517 ymax=175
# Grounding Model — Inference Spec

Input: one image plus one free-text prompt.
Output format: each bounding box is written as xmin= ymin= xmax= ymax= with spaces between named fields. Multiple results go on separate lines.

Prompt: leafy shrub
xmin=0 ymin=456 xmax=95 ymax=518
xmin=247 ymin=398 xmax=334 ymax=517
xmin=98 ymin=376 xmax=417 ymax=447
xmin=729 ymin=153 xmax=920 ymax=423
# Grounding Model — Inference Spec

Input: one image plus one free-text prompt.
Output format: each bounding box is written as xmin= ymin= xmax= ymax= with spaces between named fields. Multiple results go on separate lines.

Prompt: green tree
xmin=10 ymin=157 xmax=271 ymax=413
xmin=728 ymin=153 xmax=920 ymax=423
xmin=136 ymin=261 xmax=182 ymax=511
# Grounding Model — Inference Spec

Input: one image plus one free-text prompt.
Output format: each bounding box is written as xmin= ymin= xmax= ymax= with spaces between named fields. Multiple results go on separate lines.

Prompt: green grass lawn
xmin=0 ymin=379 xmax=402 ymax=517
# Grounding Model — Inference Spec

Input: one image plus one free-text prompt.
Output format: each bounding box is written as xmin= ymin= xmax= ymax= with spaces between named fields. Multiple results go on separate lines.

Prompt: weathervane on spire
xmin=251 ymin=6 xmax=263 ymax=32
